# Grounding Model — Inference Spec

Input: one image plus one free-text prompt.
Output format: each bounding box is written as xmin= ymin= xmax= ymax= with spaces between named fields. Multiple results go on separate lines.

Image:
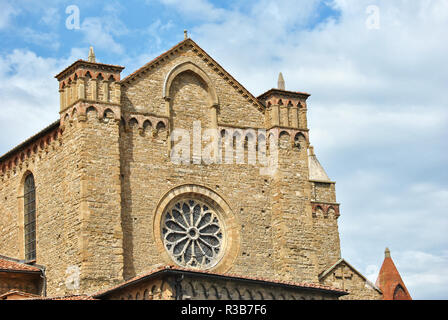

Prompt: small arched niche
xmin=163 ymin=61 xmax=218 ymax=106
xmin=163 ymin=61 xmax=219 ymax=131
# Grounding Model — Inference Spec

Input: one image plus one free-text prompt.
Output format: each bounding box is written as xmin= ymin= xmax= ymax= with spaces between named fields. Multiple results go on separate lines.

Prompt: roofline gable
xmin=319 ymin=258 xmax=382 ymax=294
xmin=120 ymin=38 xmax=265 ymax=112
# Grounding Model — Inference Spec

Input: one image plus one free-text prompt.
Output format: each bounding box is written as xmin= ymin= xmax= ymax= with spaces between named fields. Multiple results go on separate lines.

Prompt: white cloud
xmin=80 ymin=17 xmax=125 ymax=55
xmin=19 ymin=27 xmax=60 ymax=50
xmin=157 ymin=0 xmax=227 ymax=21
xmin=0 ymin=50 xmax=68 ymax=154
xmin=40 ymin=7 xmax=60 ymax=27
xmin=0 ymin=0 xmax=19 ymax=29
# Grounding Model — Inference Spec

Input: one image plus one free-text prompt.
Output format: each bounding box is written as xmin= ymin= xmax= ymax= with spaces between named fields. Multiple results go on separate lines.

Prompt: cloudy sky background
xmin=0 ymin=0 xmax=447 ymax=299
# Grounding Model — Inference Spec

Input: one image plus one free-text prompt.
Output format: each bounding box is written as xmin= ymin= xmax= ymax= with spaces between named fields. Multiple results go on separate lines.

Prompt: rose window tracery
xmin=162 ymin=199 xmax=224 ymax=269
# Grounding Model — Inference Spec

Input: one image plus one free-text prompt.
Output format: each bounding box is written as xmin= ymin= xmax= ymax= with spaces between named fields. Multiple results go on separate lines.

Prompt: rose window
xmin=162 ymin=199 xmax=224 ymax=269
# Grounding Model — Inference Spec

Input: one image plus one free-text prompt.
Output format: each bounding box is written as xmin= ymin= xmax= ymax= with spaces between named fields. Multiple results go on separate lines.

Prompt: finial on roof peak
xmin=385 ymin=247 xmax=391 ymax=258
xmin=88 ymin=46 xmax=96 ymax=63
xmin=278 ymin=72 xmax=285 ymax=90
xmin=184 ymin=30 xmax=188 ymax=40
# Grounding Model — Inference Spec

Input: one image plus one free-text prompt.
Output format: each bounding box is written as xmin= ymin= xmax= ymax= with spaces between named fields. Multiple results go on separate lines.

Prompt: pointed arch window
xmin=393 ymin=284 xmax=407 ymax=300
xmin=24 ymin=173 xmax=36 ymax=261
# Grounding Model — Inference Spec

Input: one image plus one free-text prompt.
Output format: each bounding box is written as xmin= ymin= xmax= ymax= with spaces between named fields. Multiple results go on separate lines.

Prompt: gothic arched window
xmin=24 ymin=173 xmax=36 ymax=261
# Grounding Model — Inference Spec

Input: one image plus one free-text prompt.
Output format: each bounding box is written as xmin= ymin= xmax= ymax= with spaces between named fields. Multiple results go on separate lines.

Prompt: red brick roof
xmin=94 ymin=264 xmax=348 ymax=298
xmin=0 ymin=256 xmax=41 ymax=273
xmin=0 ymin=290 xmax=41 ymax=300
xmin=375 ymin=248 xmax=412 ymax=300
xmin=24 ymin=295 xmax=97 ymax=300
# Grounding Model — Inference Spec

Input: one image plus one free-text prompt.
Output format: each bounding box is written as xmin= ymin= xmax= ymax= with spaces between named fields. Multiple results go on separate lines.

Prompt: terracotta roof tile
xmin=94 ymin=265 xmax=348 ymax=297
xmin=375 ymin=248 xmax=412 ymax=300
xmin=0 ymin=290 xmax=41 ymax=299
xmin=0 ymin=256 xmax=41 ymax=273
xmin=24 ymin=295 xmax=96 ymax=300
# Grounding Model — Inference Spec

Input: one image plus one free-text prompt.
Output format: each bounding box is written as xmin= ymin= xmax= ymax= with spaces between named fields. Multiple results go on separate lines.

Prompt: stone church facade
xmin=0 ymin=37 xmax=404 ymax=300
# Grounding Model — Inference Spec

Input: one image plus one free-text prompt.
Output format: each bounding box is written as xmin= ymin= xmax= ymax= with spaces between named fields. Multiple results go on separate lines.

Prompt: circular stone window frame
xmin=153 ymin=185 xmax=240 ymax=273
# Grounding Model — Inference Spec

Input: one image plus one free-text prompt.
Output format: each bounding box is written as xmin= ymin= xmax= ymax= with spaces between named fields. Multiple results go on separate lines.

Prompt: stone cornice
xmin=258 ymin=88 xmax=311 ymax=101
xmin=55 ymin=60 xmax=125 ymax=82
xmin=0 ymin=121 xmax=61 ymax=175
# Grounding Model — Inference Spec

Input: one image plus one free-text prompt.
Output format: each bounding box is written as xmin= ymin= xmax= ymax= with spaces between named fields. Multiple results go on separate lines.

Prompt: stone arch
xmin=156 ymin=121 xmax=167 ymax=139
xmin=163 ymin=61 xmax=219 ymax=107
xmin=245 ymin=289 xmax=253 ymax=300
xmin=243 ymin=130 xmax=256 ymax=149
xmin=184 ymin=281 xmax=197 ymax=298
xmin=294 ymin=132 xmax=305 ymax=149
xmin=199 ymin=283 xmax=209 ymax=298
xmin=86 ymin=106 xmax=98 ymax=119
xmin=129 ymin=117 xmax=139 ymax=129
xmin=315 ymin=205 xmax=324 ymax=218
xmin=279 ymin=130 xmax=290 ymax=149
xmin=143 ymin=120 xmax=152 ymax=133
xmin=103 ymin=108 xmax=115 ymax=119
xmin=210 ymin=285 xmax=220 ymax=299
xmin=235 ymin=288 xmax=244 ymax=300
xmin=71 ymin=107 xmax=78 ymax=118
xmin=221 ymin=287 xmax=233 ymax=300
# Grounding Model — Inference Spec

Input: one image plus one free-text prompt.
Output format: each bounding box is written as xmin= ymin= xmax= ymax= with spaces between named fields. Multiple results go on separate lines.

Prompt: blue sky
xmin=1 ymin=0 xmax=448 ymax=299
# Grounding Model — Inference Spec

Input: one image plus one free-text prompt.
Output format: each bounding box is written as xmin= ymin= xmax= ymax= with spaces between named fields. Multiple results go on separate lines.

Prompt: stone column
xmin=210 ymin=104 xmax=219 ymax=129
xmin=271 ymin=104 xmax=280 ymax=127
xmin=91 ymin=79 xmax=98 ymax=100
xmin=103 ymin=80 xmax=109 ymax=102
xmin=78 ymin=78 xmax=86 ymax=100
xmin=59 ymin=88 xmax=66 ymax=111
xmin=290 ymin=105 xmax=298 ymax=128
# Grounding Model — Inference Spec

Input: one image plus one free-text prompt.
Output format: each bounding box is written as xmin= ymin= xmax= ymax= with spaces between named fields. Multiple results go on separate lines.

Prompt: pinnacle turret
xmin=88 ymin=46 xmax=96 ymax=63
xmin=277 ymin=72 xmax=285 ymax=90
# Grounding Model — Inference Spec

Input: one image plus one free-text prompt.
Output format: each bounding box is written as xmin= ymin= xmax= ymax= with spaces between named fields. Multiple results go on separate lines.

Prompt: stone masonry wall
xmin=320 ymin=262 xmax=382 ymax=300
xmin=118 ymin=44 xmax=321 ymax=285
xmin=310 ymin=181 xmax=341 ymax=273
xmin=0 ymin=121 xmax=85 ymax=297
xmin=0 ymin=39 xmax=359 ymax=298
xmin=75 ymin=107 xmax=124 ymax=294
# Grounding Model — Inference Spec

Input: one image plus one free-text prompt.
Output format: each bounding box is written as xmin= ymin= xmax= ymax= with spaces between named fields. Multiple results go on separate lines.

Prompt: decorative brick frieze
xmin=311 ymin=202 xmax=341 ymax=219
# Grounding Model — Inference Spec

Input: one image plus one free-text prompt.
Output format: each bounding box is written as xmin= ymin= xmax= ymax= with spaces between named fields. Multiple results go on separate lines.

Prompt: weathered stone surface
xmin=0 ymin=38 xmax=381 ymax=299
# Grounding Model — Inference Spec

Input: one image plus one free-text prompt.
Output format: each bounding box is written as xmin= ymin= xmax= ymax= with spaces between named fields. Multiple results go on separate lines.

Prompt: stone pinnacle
xmin=278 ymin=72 xmax=285 ymax=90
